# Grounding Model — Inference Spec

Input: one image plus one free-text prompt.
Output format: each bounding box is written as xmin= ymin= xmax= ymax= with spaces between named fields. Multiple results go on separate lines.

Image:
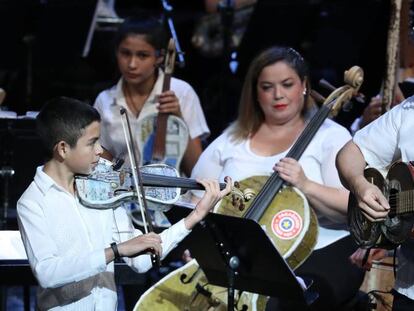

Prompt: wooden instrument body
xmin=348 ymin=162 xmax=414 ymax=249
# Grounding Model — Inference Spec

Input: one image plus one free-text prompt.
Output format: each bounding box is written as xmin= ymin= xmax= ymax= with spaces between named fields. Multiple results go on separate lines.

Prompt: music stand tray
xmin=186 ymin=213 xmax=317 ymax=310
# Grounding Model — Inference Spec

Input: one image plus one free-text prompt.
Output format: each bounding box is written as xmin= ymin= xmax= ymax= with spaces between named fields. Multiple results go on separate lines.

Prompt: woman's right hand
xmin=118 ymin=232 xmax=162 ymax=258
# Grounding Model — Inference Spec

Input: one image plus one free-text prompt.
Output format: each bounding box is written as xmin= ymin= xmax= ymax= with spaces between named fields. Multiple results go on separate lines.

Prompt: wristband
xmin=110 ymin=242 xmax=121 ymax=260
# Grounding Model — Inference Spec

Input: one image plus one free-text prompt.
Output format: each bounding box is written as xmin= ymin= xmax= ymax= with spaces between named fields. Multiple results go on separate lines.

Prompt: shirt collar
xmin=34 ymin=166 xmax=73 ymax=197
xmin=33 ymin=166 xmax=57 ymax=195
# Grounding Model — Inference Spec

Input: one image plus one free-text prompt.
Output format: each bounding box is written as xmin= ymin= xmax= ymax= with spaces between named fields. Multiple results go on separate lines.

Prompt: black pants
xmin=392 ymin=290 xmax=414 ymax=311
xmin=266 ymin=236 xmax=365 ymax=311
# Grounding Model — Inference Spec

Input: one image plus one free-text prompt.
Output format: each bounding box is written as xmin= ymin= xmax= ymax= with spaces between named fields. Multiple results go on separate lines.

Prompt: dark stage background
xmin=0 ymin=0 xmax=410 ymax=226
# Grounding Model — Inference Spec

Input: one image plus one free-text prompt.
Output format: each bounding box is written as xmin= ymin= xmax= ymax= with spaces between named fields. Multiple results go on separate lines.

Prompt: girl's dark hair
xmin=36 ymin=97 xmax=101 ymax=158
xmin=114 ymin=15 xmax=167 ymax=52
xmin=229 ymin=46 xmax=312 ymax=141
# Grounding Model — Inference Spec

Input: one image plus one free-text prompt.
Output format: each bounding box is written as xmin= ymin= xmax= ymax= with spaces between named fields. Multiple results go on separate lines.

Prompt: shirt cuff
xmin=189 ymin=128 xmax=210 ymax=140
xmin=173 ymin=219 xmax=192 ymax=240
xmin=159 ymin=219 xmax=192 ymax=259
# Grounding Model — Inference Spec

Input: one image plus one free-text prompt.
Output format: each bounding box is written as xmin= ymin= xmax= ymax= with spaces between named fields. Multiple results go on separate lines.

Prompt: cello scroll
xmin=323 ymin=66 xmax=364 ymax=117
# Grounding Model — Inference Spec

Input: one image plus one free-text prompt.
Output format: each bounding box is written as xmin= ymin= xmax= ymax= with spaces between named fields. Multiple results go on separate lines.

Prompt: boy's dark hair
xmin=114 ymin=15 xmax=167 ymax=53
xmin=36 ymin=97 xmax=101 ymax=158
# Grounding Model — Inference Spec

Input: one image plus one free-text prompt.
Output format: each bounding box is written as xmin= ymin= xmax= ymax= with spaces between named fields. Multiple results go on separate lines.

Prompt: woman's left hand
xmin=156 ymin=90 xmax=182 ymax=117
xmin=273 ymin=157 xmax=309 ymax=191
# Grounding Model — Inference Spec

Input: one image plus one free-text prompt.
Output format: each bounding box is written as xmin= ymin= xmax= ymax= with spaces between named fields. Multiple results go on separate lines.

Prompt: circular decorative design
xmin=271 ymin=210 xmax=303 ymax=240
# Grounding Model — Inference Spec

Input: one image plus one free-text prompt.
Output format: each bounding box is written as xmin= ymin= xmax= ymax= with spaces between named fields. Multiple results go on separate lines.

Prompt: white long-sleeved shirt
xmin=17 ymin=166 xmax=190 ymax=310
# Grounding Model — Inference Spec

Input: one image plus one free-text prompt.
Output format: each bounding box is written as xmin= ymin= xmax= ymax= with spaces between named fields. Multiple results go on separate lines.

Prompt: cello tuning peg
xmin=231 ymin=194 xmax=244 ymax=211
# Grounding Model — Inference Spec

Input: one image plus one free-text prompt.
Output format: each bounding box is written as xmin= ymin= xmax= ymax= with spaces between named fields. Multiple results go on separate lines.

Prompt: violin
xmin=136 ymin=38 xmax=189 ymax=169
xmin=75 ymin=158 xmax=247 ymax=210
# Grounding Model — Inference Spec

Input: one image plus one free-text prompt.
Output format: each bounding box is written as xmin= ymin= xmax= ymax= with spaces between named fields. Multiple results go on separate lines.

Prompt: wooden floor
xmin=360 ymin=256 xmax=395 ymax=311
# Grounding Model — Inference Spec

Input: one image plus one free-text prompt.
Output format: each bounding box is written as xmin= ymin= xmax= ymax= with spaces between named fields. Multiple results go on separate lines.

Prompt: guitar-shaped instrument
xmin=136 ymin=38 xmax=189 ymax=170
xmin=348 ymin=161 xmax=414 ymax=249
xmin=134 ymin=66 xmax=364 ymax=311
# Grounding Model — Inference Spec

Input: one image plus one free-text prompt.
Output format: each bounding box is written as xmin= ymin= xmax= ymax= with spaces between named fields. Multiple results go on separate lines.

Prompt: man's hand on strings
xmin=156 ymin=90 xmax=182 ymax=117
xmin=352 ymin=176 xmax=390 ymax=222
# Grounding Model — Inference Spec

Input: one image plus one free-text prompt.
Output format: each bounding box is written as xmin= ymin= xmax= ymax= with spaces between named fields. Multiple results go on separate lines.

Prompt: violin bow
xmin=120 ymin=107 xmax=160 ymax=267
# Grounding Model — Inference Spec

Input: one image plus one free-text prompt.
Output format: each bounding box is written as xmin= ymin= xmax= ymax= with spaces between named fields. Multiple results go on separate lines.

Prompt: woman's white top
xmin=191 ymin=118 xmax=352 ymax=250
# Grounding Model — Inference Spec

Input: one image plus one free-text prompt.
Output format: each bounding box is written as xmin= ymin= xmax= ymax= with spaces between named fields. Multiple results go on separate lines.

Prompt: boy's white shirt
xmin=17 ymin=166 xmax=190 ymax=310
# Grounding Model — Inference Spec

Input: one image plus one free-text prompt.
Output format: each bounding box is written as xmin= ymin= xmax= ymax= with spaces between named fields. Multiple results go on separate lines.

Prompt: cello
xmin=134 ymin=66 xmax=364 ymax=310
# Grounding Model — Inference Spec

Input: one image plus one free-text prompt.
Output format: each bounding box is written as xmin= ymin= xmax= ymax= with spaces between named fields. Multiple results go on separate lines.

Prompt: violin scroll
xmin=163 ymin=38 xmax=176 ymax=76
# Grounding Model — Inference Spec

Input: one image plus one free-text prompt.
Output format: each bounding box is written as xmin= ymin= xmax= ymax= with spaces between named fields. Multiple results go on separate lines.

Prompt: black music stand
xmin=185 ymin=213 xmax=318 ymax=310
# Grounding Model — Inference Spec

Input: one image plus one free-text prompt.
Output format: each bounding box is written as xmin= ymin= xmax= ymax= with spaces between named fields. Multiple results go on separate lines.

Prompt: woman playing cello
xmin=191 ymin=46 xmax=364 ymax=310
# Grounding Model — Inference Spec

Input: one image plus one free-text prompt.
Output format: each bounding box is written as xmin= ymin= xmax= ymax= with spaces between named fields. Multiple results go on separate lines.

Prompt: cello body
xmin=135 ymin=259 xmax=268 ymax=311
xmin=215 ymin=176 xmax=318 ymax=269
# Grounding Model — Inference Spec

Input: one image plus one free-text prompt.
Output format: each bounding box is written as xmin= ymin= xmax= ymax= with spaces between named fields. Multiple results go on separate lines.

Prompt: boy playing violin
xmin=16 ymin=97 xmax=231 ymax=310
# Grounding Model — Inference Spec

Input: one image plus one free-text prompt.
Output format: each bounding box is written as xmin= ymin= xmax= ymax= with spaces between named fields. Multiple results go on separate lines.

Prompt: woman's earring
xmin=303 ymin=88 xmax=307 ymax=95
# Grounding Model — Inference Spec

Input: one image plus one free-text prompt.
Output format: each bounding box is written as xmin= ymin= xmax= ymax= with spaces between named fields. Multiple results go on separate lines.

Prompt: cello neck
xmin=152 ymin=38 xmax=176 ymax=162
xmin=244 ymin=102 xmax=333 ymax=222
